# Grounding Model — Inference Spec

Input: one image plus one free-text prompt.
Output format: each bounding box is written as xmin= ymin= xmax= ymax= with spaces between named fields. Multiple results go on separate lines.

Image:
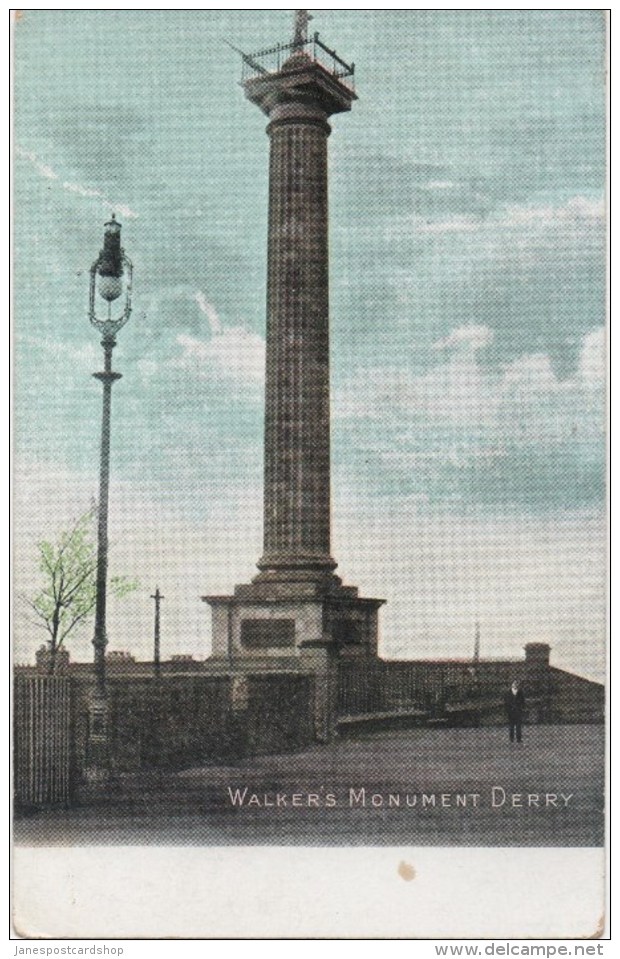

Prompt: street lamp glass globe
xmin=98 ymin=274 xmax=123 ymax=302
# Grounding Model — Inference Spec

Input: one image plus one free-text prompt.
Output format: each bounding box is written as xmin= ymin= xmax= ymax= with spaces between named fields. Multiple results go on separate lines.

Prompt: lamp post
xmin=89 ymin=215 xmax=133 ymax=700
xmin=151 ymin=587 xmax=164 ymax=678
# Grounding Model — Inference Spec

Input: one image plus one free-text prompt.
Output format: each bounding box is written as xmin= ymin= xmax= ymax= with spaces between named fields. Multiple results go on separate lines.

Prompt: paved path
xmin=15 ymin=724 xmax=604 ymax=847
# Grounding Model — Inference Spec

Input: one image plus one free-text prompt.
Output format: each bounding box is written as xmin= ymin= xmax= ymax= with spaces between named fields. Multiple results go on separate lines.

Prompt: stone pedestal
xmin=204 ymin=580 xmax=384 ymax=741
xmin=205 ymin=581 xmax=384 ymax=664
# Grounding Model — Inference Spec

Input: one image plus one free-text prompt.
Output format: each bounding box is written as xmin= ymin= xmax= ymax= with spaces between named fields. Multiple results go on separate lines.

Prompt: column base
xmin=256 ymin=552 xmax=338 ymax=576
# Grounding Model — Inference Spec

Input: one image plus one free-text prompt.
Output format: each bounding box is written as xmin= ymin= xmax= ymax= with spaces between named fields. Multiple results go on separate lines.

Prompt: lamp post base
xmin=82 ymin=690 xmax=111 ymax=792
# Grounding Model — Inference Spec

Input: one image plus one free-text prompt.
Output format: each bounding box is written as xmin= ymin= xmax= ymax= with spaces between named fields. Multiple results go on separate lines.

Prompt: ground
xmin=15 ymin=724 xmax=603 ymax=847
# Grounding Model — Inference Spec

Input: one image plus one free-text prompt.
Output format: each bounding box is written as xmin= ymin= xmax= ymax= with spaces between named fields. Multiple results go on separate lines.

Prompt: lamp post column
xmin=92 ymin=336 xmax=122 ymax=697
xmin=86 ymin=215 xmax=132 ymax=766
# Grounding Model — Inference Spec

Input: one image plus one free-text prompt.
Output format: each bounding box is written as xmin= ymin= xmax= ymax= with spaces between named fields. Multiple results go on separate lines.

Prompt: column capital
xmin=244 ymin=53 xmax=356 ymax=122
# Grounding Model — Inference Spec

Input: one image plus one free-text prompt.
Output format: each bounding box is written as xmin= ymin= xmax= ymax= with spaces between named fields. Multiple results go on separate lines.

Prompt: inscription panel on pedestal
xmin=240 ymin=618 xmax=296 ymax=649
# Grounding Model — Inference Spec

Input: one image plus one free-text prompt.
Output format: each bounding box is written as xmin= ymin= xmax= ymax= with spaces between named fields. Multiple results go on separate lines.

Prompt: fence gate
xmin=14 ymin=676 xmax=72 ymax=806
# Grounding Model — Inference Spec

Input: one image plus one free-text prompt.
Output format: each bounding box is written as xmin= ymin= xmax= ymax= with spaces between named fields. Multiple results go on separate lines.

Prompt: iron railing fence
xmin=14 ymin=676 xmax=72 ymax=806
xmin=238 ymin=33 xmax=355 ymax=91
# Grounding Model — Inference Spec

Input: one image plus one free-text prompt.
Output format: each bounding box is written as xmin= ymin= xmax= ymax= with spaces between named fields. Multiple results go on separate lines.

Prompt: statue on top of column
xmin=293 ymin=10 xmax=313 ymax=46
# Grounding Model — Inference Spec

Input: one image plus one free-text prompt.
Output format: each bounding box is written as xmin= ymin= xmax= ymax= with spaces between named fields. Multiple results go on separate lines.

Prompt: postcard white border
xmin=14 ymin=846 xmax=605 ymax=940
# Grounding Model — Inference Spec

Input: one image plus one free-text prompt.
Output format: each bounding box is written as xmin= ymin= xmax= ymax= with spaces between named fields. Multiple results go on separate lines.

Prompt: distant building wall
xmin=547 ymin=667 xmax=604 ymax=724
xmin=338 ymin=645 xmax=603 ymax=726
xmin=35 ymin=645 xmax=70 ymax=674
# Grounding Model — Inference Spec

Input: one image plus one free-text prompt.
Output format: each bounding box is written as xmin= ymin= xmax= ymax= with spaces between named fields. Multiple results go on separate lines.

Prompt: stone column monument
xmin=204 ymin=12 xmax=384 ymax=683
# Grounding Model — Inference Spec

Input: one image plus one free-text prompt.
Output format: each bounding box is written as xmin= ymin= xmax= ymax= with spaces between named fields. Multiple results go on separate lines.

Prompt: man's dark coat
xmin=505 ymin=688 xmax=525 ymax=720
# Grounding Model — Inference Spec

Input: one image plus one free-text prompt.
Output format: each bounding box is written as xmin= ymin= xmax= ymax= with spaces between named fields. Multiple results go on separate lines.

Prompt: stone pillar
xmin=203 ymin=48 xmax=386 ymax=689
xmin=260 ymin=113 xmax=333 ymax=577
xmin=300 ymin=641 xmax=339 ymax=742
xmin=244 ymin=52 xmax=357 ymax=584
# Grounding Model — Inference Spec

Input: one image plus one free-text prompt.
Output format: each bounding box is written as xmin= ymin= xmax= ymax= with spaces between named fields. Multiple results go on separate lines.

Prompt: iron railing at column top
xmin=237 ymin=33 xmax=355 ymax=90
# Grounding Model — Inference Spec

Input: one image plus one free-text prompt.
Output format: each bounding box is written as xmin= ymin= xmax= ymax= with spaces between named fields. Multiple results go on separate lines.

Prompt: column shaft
xmin=259 ymin=118 xmax=335 ymax=575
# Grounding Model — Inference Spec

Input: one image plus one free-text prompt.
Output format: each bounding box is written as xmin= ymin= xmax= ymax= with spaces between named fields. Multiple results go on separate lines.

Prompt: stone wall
xmin=71 ymin=672 xmax=317 ymax=777
xmin=338 ymin=658 xmax=604 ymax=727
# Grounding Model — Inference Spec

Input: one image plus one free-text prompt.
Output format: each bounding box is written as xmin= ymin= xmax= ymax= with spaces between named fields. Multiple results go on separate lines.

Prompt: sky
xmin=13 ymin=9 xmax=606 ymax=679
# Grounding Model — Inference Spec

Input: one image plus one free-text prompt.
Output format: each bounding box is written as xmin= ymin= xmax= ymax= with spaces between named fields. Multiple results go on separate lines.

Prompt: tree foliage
xmin=25 ymin=511 xmax=138 ymax=673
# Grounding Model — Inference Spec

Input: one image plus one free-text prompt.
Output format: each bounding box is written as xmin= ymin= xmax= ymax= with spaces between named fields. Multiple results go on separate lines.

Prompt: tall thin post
xmin=85 ymin=215 xmax=132 ymax=783
xmin=151 ymin=587 xmax=164 ymax=677
xmin=473 ymin=621 xmax=480 ymax=665
xmin=92 ymin=336 xmax=122 ymax=697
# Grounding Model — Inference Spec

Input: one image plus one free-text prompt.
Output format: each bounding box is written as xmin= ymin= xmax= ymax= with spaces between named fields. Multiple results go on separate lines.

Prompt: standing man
xmin=505 ymin=680 xmax=526 ymax=743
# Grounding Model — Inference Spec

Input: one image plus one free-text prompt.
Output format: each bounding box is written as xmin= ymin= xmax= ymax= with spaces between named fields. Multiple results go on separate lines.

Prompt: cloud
xmin=502 ymin=195 xmax=604 ymax=226
xmin=175 ymin=328 xmax=264 ymax=386
xmin=194 ymin=292 xmax=221 ymax=334
xmin=144 ymin=287 xmax=225 ymax=334
xmin=62 ymin=181 xmax=104 ymax=199
xmin=410 ymin=216 xmax=482 ymax=235
xmin=386 ymin=194 xmax=604 ymax=240
xmin=334 ymin=325 xmax=605 ymax=509
xmin=145 ymin=289 xmax=264 ymax=392
xmin=371 ymin=194 xmax=604 ymax=382
xmin=17 ymin=334 xmax=99 ymax=371
xmin=396 ymin=327 xmax=602 ymax=425
xmin=15 ymin=146 xmax=58 ymax=180
xmin=434 ymin=325 xmax=494 ymax=352
xmin=338 ymin=325 xmax=497 ymax=427
xmin=502 ymin=353 xmax=558 ymax=393
xmin=174 ymin=327 xmax=265 ymax=389
xmin=579 ymin=327 xmax=605 ymax=387
xmin=425 ymin=180 xmax=456 ymax=190
xmin=15 ymin=144 xmax=139 ymax=218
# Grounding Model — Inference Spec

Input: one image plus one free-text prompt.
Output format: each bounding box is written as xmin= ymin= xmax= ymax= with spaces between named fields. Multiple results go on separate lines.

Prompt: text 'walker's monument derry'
xmin=204 ymin=12 xmax=385 ymax=700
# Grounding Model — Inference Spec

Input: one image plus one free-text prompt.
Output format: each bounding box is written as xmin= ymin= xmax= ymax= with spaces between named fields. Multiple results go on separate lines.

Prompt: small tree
xmin=24 ymin=510 xmax=138 ymax=675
